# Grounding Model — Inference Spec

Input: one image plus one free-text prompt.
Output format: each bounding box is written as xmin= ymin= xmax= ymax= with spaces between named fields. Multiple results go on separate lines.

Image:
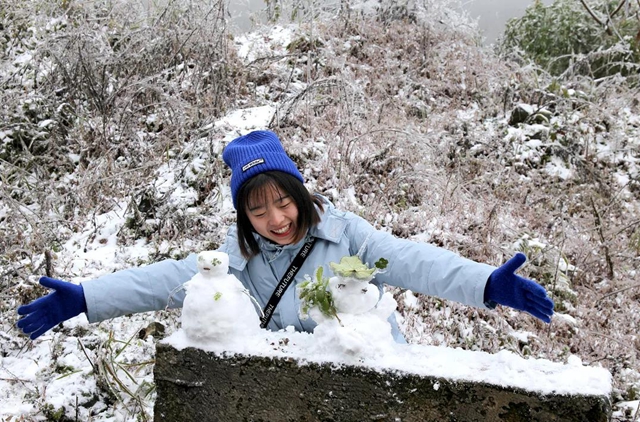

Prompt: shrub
xmin=499 ymin=0 xmax=640 ymax=79
xmin=0 ymin=0 xmax=240 ymax=275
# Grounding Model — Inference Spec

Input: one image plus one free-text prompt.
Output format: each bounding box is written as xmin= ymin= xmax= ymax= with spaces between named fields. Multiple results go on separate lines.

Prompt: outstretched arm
xmin=17 ymin=253 xmax=200 ymax=339
xmin=348 ymin=215 xmax=554 ymax=322
xmin=81 ymin=254 xmax=198 ymax=323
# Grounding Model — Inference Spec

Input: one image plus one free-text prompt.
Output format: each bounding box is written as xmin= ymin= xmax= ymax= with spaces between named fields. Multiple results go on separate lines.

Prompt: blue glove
xmin=16 ymin=276 xmax=88 ymax=340
xmin=484 ymin=253 xmax=554 ymax=323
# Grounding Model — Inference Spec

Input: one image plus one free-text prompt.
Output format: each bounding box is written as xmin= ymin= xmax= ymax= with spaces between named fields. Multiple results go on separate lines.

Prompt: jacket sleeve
xmin=345 ymin=213 xmax=496 ymax=309
xmin=82 ymin=253 xmax=198 ymax=323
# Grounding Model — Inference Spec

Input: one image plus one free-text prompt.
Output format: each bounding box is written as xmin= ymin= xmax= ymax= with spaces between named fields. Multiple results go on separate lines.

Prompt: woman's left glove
xmin=16 ymin=276 xmax=88 ymax=339
xmin=484 ymin=253 xmax=554 ymax=323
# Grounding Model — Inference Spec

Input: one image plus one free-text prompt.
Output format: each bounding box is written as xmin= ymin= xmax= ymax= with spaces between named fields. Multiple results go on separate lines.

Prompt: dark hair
xmin=235 ymin=171 xmax=324 ymax=258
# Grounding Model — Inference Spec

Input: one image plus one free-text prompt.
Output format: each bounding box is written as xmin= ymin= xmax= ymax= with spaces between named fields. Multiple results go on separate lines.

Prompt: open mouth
xmin=271 ymin=223 xmax=292 ymax=237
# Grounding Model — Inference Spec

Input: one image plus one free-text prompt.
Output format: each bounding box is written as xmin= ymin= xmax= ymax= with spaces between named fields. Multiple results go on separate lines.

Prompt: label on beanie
xmin=242 ymin=158 xmax=265 ymax=172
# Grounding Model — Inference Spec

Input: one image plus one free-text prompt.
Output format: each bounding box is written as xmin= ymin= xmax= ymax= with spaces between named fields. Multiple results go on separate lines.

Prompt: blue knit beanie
xmin=222 ymin=130 xmax=304 ymax=209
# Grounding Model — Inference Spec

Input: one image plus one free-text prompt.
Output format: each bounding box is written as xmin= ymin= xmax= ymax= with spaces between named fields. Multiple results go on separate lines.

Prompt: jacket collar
xmin=226 ymin=196 xmax=347 ymax=271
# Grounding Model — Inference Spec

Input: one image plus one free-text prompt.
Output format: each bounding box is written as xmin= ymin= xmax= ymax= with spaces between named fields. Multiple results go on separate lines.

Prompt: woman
xmin=16 ymin=130 xmax=554 ymax=341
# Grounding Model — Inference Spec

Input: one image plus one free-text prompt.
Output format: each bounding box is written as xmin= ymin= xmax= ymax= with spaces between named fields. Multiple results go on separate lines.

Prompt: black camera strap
xmin=260 ymin=237 xmax=317 ymax=329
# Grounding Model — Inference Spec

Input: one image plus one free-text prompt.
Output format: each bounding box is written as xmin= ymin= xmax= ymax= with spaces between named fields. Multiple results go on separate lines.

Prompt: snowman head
xmin=196 ymin=251 xmax=230 ymax=277
xmin=329 ymin=276 xmax=371 ymax=295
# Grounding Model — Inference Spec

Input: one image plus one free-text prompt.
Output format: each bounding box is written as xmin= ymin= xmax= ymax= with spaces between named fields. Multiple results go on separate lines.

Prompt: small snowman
xmin=181 ymin=251 xmax=261 ymax=344
xmin=298 ymin=256 xmax=397 ymax=356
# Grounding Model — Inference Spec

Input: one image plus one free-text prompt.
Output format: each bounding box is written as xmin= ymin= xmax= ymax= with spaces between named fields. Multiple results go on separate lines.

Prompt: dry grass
xmin=1 ymin=0 xmax=639 ymax=419
xmin=245 ymin=6 xmax=640 ymax=412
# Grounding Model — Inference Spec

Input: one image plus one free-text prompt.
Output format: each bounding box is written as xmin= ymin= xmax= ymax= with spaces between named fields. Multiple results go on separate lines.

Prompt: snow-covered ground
xmin=1 ymin=1 xmax=639 ymax=421
xmin=0 ymin=103 xmax=622 ymax=421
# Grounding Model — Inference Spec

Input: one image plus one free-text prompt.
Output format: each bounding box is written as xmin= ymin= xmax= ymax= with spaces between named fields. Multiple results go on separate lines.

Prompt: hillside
xmin=1 ymin=0 xmax=639 ymax=420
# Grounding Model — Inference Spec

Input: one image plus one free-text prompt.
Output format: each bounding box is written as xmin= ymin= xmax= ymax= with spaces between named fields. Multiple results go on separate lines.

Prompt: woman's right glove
xmin=16 ymin=276 xmax=88 ymax=340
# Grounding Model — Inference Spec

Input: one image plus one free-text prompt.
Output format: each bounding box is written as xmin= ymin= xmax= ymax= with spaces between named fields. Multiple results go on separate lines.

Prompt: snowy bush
xmin=0 ymin=0 xmax=240 ymax=265
xmin=1 ymin=0 xmax=640 ymax=420
xmin=499 ymin=0 xmax=640 ymax=79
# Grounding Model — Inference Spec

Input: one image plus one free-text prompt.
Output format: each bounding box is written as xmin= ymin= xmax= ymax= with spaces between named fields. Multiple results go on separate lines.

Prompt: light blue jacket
xmin=82 ymin=198 xmax=496 ymax=342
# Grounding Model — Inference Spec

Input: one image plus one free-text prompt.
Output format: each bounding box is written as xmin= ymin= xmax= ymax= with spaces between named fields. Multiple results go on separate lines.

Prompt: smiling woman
xmin=17 ymin=129 xmax=554 ymax=345
xmin=225 ymin=131 xmax=325 ymax=257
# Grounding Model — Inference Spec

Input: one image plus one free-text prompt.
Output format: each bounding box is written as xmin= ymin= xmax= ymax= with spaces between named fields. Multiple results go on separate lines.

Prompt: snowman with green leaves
xmin=298 ymin=255 xmax=397 ymax=356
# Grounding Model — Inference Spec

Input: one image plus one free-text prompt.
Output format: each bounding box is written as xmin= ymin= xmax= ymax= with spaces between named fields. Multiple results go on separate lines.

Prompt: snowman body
xmin=309 ymin=273 xmax=398 ymax=356
xmin=181 ymin=251 xmax=261 ymax=343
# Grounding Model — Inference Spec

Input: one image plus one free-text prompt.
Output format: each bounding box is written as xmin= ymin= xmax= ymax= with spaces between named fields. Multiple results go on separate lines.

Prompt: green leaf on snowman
xmin=213 ymin=292 xmax=222 ymax=301
xmin=374 ymin=257 xmax=388 ymax=270
xmin=298 ymin=267 xmax=340 ymax=321
xmin=329 ymin=255 xmax=376 ymax=280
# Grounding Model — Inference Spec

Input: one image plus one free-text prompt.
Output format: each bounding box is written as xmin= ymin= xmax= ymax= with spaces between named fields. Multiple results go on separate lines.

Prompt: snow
xmin=180 ymin=251 xmax=262 ymax=345
xmin=545 ymin=156 xmax=573 ymax=180
xmin=61 ymin=203 xmax=147 ymax=276
xmin=168 ymin=323 xmax=614 ymax=396
xmin=234 ymin=26 xmax=295 ymax=62
xmin=3 ymin=2 xmax=638 ymax=421
xmin=214 ymin=105 xmax=276 ymax=132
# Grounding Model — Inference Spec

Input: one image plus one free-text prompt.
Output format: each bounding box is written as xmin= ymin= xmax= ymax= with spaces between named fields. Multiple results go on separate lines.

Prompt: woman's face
xmin=246 ymin=184 xmax=299 ymax=245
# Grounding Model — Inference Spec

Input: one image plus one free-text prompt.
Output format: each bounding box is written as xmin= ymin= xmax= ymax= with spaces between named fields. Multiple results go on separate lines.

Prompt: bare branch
xmin=578 ymin=0 xmax=612 ymax=34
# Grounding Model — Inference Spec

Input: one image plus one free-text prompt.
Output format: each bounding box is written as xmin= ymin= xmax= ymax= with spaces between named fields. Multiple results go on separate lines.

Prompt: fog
xmin=462 ymin=0 xmax=552 ymax=43
xmin=226 ymin=0 xmax=553 ymax=44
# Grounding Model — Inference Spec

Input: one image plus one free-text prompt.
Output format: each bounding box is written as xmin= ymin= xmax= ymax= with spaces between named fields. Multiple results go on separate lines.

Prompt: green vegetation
xmin=500 ymin=0 xmax=640 ymax=78
xmin=298 ymin=266 xmax=339 ymax=320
